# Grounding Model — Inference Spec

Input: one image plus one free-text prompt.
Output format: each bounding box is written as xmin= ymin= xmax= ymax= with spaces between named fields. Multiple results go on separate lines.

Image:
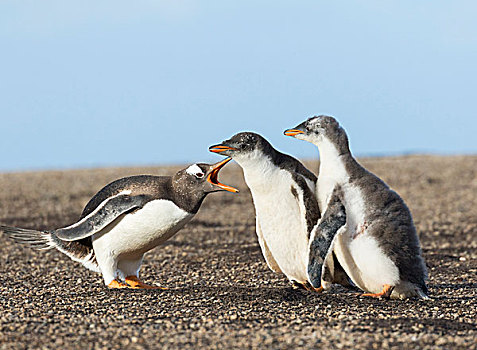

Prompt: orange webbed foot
xmin=311 ymin=285 xmax=324 ymax=293
xmin=125 ymin=276 xmax=167 ymax=290
xmin=361 ymin=284 xmax=394 ymax=298
xmin=108 ymin=279 xmax=130 ymax=289
xmin=301 ymin=282 xmax=324 ymax=293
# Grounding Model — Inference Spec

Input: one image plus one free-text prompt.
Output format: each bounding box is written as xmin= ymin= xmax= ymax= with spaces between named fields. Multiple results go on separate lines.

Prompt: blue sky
xmin=1 ymin=1 xmax=476 ymax=171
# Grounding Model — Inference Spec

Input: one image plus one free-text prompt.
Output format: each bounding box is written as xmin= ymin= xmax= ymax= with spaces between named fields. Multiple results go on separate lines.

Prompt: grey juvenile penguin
xmin=285 ymin=116 xmax=429 ymax=299
xmin=209 ymin=132 xmax=347 ymax=291
xmin=1 ymin=158 xmax=238 ymax=289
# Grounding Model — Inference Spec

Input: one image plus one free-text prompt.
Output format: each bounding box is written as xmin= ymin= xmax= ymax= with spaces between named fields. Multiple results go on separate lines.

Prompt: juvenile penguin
xmin=284 ymin=116 xmax=429 ymax=299
xmin=209 ymin=132 xmax=347 ymax=290
xmin=1 ymin=158 xmax=238 ymax=289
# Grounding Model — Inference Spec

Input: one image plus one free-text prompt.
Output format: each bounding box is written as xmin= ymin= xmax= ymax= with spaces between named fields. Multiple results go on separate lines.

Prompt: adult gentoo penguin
xmin=209 ymin=132 xmax=347 ymax=291
xmin=284 ymin=116 xmax=429 ymax=299
xmin=1 ymin=158 xmax=238 ymax=289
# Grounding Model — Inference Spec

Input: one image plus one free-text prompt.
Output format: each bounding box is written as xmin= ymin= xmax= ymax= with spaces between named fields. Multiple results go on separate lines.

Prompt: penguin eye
xmin=195 ymin=172 xmax=204 ymax=179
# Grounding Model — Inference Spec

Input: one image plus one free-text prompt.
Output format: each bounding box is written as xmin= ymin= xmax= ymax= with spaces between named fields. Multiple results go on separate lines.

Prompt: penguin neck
xmin=170 ymin=178 xmax=206 ymax=214
xmin=317 ymin=137 xmax=355 ymax=185
xmin=234 ymin=150 xmax=277 ymax=189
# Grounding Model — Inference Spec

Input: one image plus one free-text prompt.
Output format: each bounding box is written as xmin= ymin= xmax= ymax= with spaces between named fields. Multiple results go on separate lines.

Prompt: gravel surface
xmin=0 ymin=155 xmax=476 ymax=349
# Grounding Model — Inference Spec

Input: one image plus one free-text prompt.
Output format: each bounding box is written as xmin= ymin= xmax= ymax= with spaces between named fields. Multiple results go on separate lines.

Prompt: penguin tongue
xmin=207 ymin=158 xmax=239 ymax=193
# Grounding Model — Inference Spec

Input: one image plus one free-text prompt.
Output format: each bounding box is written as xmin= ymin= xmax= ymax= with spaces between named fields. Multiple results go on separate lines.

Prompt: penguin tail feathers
xmin=0 ymin=225 xmax=54 ymax=250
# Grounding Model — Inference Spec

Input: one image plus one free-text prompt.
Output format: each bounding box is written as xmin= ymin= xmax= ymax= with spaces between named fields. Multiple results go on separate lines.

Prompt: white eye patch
xmin=186 ymin=164 xmax=205 ymax=178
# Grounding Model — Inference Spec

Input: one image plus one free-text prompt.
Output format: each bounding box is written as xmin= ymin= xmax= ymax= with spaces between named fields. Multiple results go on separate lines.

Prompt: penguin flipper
xmin=54 ymin=194 xmax=150 ymax=241
xmin=255 ymin=219 xmax=282 ymax=273
xmin=307 ymin=186 xmax=346 ymax=289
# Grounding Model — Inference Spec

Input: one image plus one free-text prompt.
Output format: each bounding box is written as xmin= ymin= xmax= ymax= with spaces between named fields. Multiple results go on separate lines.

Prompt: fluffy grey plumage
xmin=285 ymin=115 xmax=428 ymax=299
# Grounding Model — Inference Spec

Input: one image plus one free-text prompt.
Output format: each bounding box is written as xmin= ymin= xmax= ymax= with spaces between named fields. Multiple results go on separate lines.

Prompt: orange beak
xmin=207 ymin=157 xmax=239 ymax=193
xmin=209 ymin=145 xmax=238 ymax=153
xmin=284 ymin=129 xmax=305 ymax=137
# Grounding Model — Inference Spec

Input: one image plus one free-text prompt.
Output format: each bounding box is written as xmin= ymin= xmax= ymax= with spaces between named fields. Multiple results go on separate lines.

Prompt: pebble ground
xmin=0 ymin=155 xmax=476 ymax=349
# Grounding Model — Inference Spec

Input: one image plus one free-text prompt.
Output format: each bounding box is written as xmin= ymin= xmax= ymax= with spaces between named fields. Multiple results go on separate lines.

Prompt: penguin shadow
xmin=115 ymin=283 xmax=321 ymax=303
xmin=140 ymin=285 xmax=375 ymax=309
xmin=100 ymin=283 xmax=441 ymax=306
xmin=199 ymin=285 xmax=336 ymax=304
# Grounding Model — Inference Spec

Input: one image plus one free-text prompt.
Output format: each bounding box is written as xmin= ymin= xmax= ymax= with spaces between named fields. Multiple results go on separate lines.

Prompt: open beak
xmin=207 ymin=157 xmax=239 ymax=193
xmin=209 ymin=144 xmax=238 ymax=153
xmin=284 ymin=129 xmax=305 ymax=137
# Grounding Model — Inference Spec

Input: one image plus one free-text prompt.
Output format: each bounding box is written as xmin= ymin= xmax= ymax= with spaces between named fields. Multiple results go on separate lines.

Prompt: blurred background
xmin=1 ymin=1 xmax=476 ymax=172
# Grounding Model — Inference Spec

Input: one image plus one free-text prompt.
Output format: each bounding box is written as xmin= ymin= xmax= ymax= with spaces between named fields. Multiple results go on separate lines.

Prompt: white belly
xmin=247 ymin=173 xmax=310 ymax=282
xmin=330 ymin=185 xmax=400 ymax=293
xmin=92 ymin=199 xmax=194 ymax=259
xmin=348 ymin=233 xmax=399 ymax=291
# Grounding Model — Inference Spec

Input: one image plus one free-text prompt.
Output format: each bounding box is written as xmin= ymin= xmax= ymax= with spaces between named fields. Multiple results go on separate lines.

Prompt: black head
xmin=208 ymin=132 xmax=273 ymax=160
xmin=284 ymin=115 xmax=349 ymax=152
xmin=173 ymin=158 xmax=239 ymax=195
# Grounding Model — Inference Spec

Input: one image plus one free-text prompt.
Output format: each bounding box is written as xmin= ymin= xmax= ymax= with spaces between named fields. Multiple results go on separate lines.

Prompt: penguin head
xmin=284 ymin=115 xmax=349 ymax=150
xmin=209 ymin=132 xmax=272 ymax=162
xmin=174 ymin=158 xmax=239 ymax=194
